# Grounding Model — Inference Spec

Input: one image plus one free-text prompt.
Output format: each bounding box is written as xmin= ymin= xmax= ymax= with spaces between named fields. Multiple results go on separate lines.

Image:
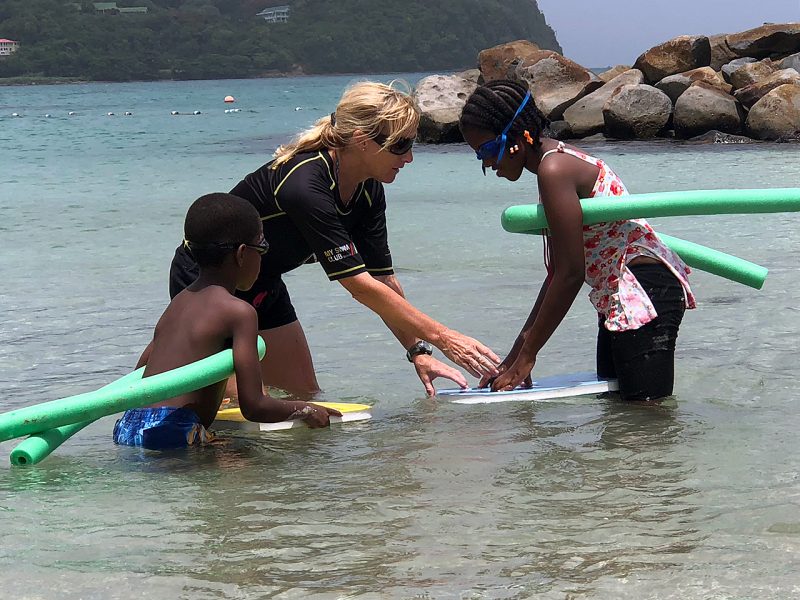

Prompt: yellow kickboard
xmin=214 ymin=402 xmax=372 ymax=432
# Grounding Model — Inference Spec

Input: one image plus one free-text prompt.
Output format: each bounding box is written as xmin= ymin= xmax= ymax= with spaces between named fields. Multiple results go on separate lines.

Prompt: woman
xmin=170 ymin=81 xmax=499 ymax=397
xmin=458 ymin=79 xmax=695 ymax=401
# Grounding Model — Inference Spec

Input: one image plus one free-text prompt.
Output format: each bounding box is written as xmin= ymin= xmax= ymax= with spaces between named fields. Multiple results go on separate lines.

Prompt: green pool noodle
xmin=9 ymin=367 xmax=146 ymax=467
xmin=0 ymin=336 xmax=266 ymax=445
xmin=500 ymin=188 xmax=800 ymax=234
xmin=506 ymin=228 xmax=766 ymax=289
xmin=657 ymin=233 xmax=767 ymax=289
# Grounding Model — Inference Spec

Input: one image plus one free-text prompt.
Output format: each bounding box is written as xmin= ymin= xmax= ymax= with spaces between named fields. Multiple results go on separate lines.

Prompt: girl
xmin=459 ymin=79 xmax=695 ymax=401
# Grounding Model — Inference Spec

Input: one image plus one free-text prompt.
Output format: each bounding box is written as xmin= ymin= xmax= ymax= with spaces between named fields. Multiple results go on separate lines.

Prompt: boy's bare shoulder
xmin=202 ymin=287 xmax=256 ymax=317
xmin=175 ymin=285 xmax=257 ymax=329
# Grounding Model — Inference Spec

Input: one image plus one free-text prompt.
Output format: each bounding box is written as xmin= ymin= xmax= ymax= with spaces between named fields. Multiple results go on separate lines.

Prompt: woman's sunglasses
xmin=475 ymin=91 xmax=531 ymax=174
xmin=372 ymin=132 xmax=415 ymax=155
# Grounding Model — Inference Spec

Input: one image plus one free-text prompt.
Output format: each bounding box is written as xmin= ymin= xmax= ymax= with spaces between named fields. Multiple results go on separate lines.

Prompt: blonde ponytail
xmin=272 ymin=80 xmax=419 ymax=168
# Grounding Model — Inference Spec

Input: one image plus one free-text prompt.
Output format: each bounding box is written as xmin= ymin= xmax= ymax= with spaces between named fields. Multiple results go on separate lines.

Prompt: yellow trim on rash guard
xmin=364 ymin=188 xmax=373 ymax=208
xmin=336 ymin=182 xmax=363 ymax=216
xmin=261 ymin=212 xmax=287 ymax=221
xmin=273 ymin=155 xmax=326 ymax=209
xmin=320 ymin=150 xmax=336 ymax=191
xmin=366 ymin=266 xmax=394 ymax=273
xmin=328 ymin=264 xmax=366 ymax=278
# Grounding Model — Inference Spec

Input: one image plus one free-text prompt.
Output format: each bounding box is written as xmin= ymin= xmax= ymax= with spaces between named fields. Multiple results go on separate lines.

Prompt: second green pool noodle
xmin=9 ymin=367 xmax=146 ymax=466
xmin=0 ymin=336 xmax=266 ymax=445
xmin=500 ymin=188 xmax=800 ymax=234
xmin=499 ymin=188 xmax=786 ymax=289
xmin=657 ymin=233 xmax=767 ymax=289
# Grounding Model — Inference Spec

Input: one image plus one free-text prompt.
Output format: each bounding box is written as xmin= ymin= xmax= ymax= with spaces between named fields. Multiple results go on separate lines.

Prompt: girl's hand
xmin=490 ymin=355 xmax=536 ymax=392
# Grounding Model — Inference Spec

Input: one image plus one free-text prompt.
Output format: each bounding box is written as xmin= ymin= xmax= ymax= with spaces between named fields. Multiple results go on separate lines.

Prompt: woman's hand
xmin=412 ymin=354 xmax=468 ymax=397
xmin=438 ymin=328 xmax=500 ymax=379
xmin=490 ymin=354 xmax=536 ymax=391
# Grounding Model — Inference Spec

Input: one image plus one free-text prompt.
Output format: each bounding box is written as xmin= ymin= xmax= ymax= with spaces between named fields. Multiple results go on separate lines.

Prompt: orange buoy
xmin=224 ymin=95 xmax=235 ymax=103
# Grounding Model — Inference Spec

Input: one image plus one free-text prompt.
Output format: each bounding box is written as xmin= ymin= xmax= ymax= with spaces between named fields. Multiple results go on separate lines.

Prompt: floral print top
xmin=541 ymin=142 xmax=696 ymax=332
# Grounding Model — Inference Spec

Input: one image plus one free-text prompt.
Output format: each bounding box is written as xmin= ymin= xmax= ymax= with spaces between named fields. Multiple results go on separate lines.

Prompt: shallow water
xmin=1 ymin=77 xmax=799 ymax=599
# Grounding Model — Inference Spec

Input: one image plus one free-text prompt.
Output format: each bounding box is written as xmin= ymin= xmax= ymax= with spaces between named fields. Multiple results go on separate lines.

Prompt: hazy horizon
xmin=536 ymin=0 xmax=800 ymax=67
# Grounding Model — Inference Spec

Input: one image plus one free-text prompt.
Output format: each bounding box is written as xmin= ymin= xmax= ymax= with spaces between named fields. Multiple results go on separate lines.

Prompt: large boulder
xmin=708 ymin=33 xmax=739 ymax=70
xmin=413 ymin=73 xmax=478 ymax=143
xmin=598 ymin=65 xmax=632 ymax=83
xmin=633 ymin=35 xmax=711 ymax=83
xmin=726 ymin=23 xmax=800 ymax=59
xmin=656 ymin=67 xmax=732 ymax=103
xmin=562 ymin=69 xmax=644 ymax=137
xmin=733 ymin=68 xmax=800 ymax=107
xmin=478 ymin=40 xmax=542 ymax=82
xmin=726 ymin=59 xmax=777 ymax=89
xmin=548 ymin=120 xmax=572 ymax=140
xmin=721 ymin=57 xmax=758 ymax=82
xmin=673 ymin=82 xmax=744 ymax=138
xmin=602 ymin=84 xmax=672 ymax=139
xmin=455 ymin=68 xmax=482 ymax=86
xmin=513 ymin=51 xmax=602 ymax=120
xmin=779 ymin=52 xmax=800 ymax=72
xmin=745 ymin=83 xmax=800 ymax=139
xmin=687 ymin=130 xmax=754 ymax=144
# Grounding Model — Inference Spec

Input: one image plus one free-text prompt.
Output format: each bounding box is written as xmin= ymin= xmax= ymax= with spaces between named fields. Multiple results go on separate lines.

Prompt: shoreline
xmin=0 ymin=68 xmax=453 ymax=88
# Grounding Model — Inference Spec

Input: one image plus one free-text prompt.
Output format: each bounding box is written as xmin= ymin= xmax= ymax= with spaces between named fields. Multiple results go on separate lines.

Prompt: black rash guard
xmin=231 ymin=149 xmax=394 ymax=281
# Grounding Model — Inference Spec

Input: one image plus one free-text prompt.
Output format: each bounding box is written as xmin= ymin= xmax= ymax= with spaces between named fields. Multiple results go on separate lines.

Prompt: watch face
xmin=407 ymin=341 xmax=433 ymax=361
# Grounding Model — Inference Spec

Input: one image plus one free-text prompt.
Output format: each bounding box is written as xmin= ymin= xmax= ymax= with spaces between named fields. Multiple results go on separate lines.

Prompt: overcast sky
xmin=535 ymin=0 xmax=800 ymax=67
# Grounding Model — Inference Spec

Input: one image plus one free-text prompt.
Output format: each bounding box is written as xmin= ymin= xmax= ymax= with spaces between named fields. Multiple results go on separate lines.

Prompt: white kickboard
xmin=437 ymin=372 xmax=618 ymax=404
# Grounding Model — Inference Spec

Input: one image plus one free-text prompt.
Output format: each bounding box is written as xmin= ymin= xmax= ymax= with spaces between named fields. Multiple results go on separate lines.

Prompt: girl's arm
xmin=490 ymin=159 xmax=586 ymax=391
xmin=479 ymin=278 xmax=549 ymax=388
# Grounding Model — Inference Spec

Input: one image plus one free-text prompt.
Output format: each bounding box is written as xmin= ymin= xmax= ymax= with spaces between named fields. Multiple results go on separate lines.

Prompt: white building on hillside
xmin=0 ymin=39 xmax=19 ymax=56
xmin=256 ymin=5 xmax=290 ymax=23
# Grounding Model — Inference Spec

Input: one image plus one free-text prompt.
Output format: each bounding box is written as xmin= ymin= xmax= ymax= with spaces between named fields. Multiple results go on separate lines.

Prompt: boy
xmin=113 ymin=193 xmax=339 ymax=449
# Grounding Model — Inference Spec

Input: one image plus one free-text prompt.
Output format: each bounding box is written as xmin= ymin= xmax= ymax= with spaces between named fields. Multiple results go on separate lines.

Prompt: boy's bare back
xmin=142 ymin=283 xmax=255 ymax=427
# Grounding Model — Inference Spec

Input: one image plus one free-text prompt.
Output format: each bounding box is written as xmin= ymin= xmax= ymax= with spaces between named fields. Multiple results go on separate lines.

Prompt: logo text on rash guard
xmin=323 ymin=242 xmax=356 ymax=263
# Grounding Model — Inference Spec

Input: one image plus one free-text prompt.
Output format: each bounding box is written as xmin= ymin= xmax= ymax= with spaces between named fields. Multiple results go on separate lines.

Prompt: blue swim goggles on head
xmin=475 ymin=91 xmax=531 ymax=174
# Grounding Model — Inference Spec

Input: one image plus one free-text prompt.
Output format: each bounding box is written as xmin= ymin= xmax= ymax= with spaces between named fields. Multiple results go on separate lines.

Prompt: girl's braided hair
xmin=459 ymin=79 xmax=549 ymax=149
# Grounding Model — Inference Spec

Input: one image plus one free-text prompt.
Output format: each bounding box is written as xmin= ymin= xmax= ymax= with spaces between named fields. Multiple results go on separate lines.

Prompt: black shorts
xmin=168 ymin=245 xmax=298 ymax=331
xmin=596 ymin=263 xmax=686 ymax=402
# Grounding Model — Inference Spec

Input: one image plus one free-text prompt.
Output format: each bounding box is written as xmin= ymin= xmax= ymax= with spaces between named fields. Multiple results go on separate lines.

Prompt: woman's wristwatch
xmin=406 ymin=340 xmax=434 ymax=362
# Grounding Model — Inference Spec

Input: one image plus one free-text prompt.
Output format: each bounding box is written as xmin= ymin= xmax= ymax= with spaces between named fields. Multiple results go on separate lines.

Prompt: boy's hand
xmin=300 ymin=403 xmax=342 ymax=428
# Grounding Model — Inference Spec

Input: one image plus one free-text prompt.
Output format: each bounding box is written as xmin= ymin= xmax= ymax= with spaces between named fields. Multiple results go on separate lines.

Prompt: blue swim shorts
xmin=113 ymin=407 xmax=215 ymax=450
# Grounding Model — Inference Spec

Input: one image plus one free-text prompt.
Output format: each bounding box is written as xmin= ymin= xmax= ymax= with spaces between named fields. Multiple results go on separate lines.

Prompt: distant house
xmin=92 ymin=3 xmax=148 ymax=14
xmin=256 ymin=5 xmax=290 ymax=23
xmin=0 ymin=39 xmax=19 ymax=57
xmin=93 ymin=2 xmax=118 ymax=13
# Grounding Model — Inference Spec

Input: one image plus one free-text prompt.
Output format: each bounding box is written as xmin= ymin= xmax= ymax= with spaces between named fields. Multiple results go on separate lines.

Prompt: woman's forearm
xmin=371 ymin=274 xmax=419 ymax=350
xmin=339 ymin=273 xmax=447 ymax=346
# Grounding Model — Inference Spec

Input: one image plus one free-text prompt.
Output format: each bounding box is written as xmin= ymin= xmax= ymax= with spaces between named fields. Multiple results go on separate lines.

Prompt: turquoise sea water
xmin=1 ymin=76 xmax=799 ymax=599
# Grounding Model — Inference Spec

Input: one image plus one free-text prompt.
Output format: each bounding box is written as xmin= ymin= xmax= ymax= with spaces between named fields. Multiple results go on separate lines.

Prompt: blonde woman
xmin=169 ymin=81 xmax=499 ymax=397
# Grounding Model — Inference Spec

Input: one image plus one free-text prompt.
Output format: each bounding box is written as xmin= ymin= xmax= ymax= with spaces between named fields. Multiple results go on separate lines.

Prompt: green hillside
xmin=0 ymin=0 xmax=561 ymax=81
